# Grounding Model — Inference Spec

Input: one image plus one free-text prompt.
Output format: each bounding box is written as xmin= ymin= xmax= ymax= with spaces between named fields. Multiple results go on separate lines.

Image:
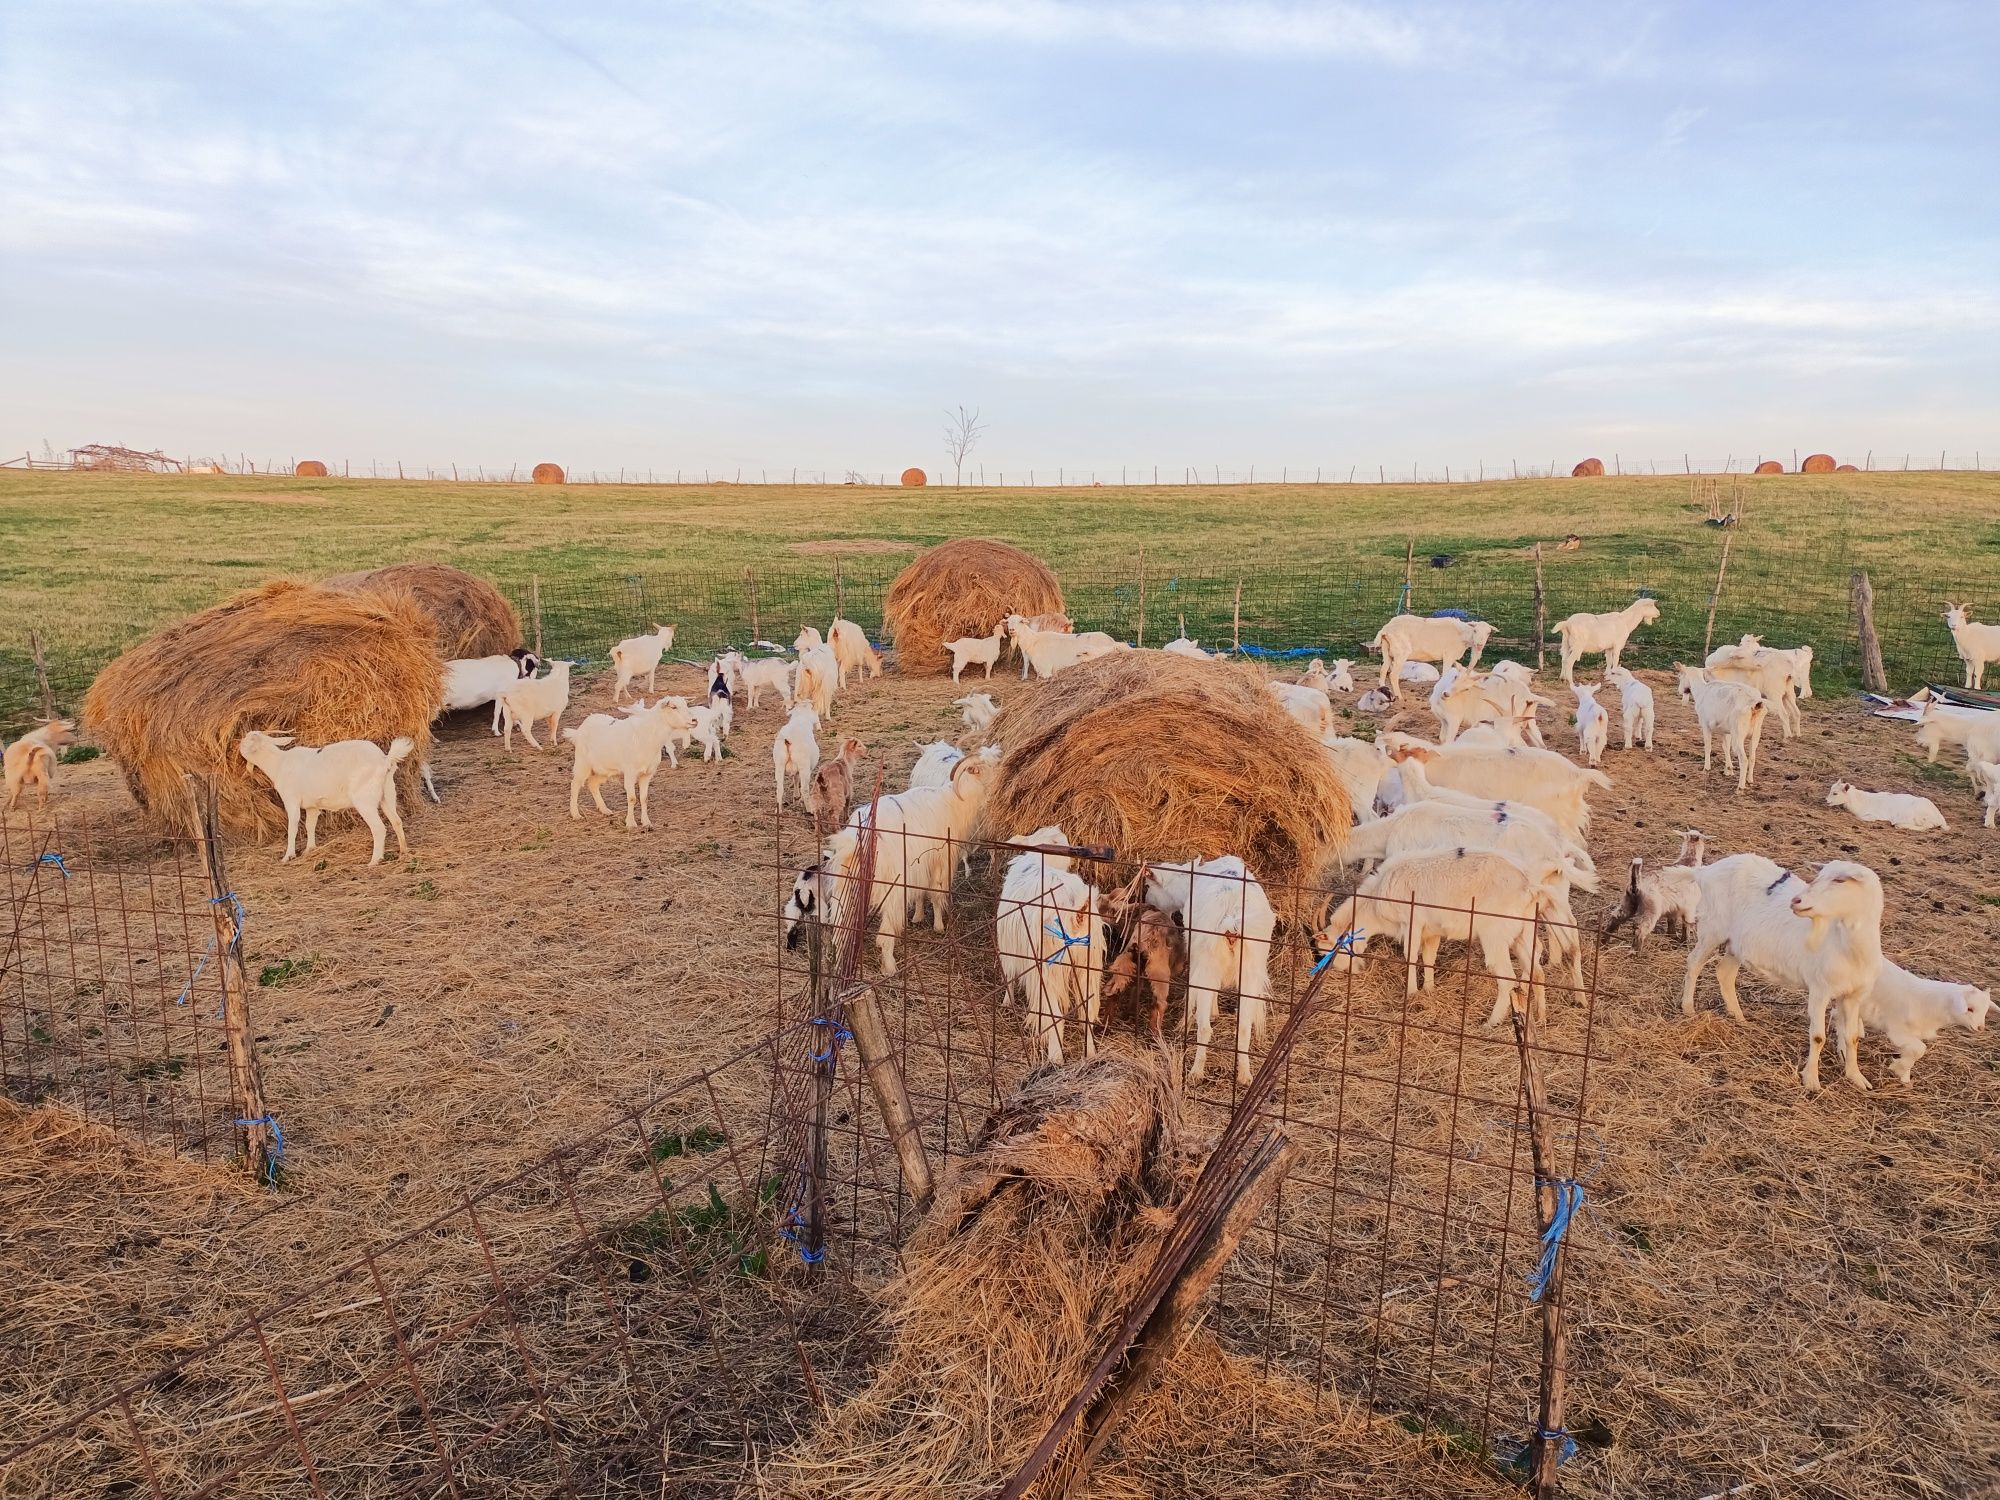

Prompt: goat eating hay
xmin=882 ymin=539 xmax=1065 ymax=676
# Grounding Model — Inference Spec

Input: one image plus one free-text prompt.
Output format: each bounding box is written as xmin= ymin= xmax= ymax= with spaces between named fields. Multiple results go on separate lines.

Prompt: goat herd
xmin=5 ymin=595 xmax=1996 ymax=1099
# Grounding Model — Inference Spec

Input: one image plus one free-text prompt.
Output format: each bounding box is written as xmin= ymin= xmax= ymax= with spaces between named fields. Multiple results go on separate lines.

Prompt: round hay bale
xmin=82 ymin=581 xmax=445 ymax=839
xmin=531 ymin=462 xmax=565 ymax=485
xmin=883 ymin=538 xmax=1063 ymax=676
xmin=322 ymin=562 xmax=521 ymax=659
xmin=987 ymin=652 xmax=1349 ymax=887
xmin=1571 ymin=457 xmax=1605 ymax=477
xmin=1835 ymin=463 xmax=1860 ymax=472
xmin=1800 ymin=453 xmax=1837 ymax=473
xmin=900 ymin=467 xmax=927 ymax=487
xmin=294 ymin=460 xmax=329 ymax=477
xmin=1754 ymin=460 xmax=1784 ymax=475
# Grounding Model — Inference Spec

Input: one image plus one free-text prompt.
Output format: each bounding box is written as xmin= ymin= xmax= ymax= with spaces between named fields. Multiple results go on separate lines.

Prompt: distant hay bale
xmin=883 ymin=538 xmax=1064 ymax=676
xmin=322 ymin=562 xmax=521 ymax=660
xmin=1801 ymin=453 xmax=1837 ymax=473
xmin=531 ymin=463 xmax=565 ymax=485
xmin=900 ymin=467 xmax=927 ymax=487
xmin=1754 ymin=460 xmax=1784 ymax=475
xmin=988 ymin=651 xmax=1350 ymax=887
xmin=294 ymin=460 xmax=329 ymax=477
xmin=1571 ymin=457 xmax=1605 ymax=477
xmin=1835 ymin=463 xmax=1860 ymax=472
xmin=82 ymin=581 xmax=444 ymax=839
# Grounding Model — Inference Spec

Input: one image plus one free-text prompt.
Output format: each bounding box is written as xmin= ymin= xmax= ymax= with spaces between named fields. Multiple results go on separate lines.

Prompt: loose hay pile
xmin=772 ymin=1051 xmax=1198 ymax=1496
xmin=82 ymin=581 xmax=444 ymax=838
xmin=882 ymin=538 xmax=1064 ymax=676
xmin=322 ymin=561 xmax=521 ymax=659
xmin=1800 ymin=452 xmax=1837 ymax=473
xmin=987 ymin=652 xmax=1349 ymax=886
xmin=1571 ymin=457 xmax=1605 ymax=477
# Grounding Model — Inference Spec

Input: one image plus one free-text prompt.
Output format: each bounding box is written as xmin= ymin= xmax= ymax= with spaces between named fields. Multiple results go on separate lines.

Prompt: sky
xmin=2 ymin=1 xmax=1996 ymax=478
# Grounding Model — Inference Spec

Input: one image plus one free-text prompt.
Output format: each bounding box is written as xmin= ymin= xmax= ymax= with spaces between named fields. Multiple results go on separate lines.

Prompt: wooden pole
xmin=1402 ymin=536 xmax=1416 ymax=614
xmin=1532 ymin=544 xmax=1547 ymax=675
xmin=1851 ymin=571 xmax=1888 ymax=692
xmin=843 ymin=983 xmax=933 ymax=1210
xmin=1232 ymin=579 xmax=1243 ymax=652
xmin=834 ymin=557 xmax=845 ymax=618
xmin=530 ymin=575 xmax=543 ymax=658
xmin=28 ymin=629 xmax=54 ymax=722
xmin=186 ymin=776 xmax=276 ymax=1185
xmin=1134 ymin=548 xmax=1146 ymax=648
xmin=1702 ymin=532 xmax=1733 ymax=657
xmin=1509 ymin=1001 xmax=1571 ymax=1500
xmin=746 ymin=567 xmax=762 ymax=643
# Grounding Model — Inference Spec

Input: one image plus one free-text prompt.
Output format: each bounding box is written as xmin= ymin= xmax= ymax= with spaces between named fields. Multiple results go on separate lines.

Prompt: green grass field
xmin=3 ymin=467 xmax=1996 ymax=732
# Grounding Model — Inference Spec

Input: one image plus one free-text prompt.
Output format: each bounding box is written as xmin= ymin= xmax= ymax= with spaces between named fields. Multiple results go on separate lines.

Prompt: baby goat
xmin=238 ymin=731 xmax=413 ymax=866
xmin=1601 ymin=830 xmax=1707 ymax=951
xmin=4 ymin=719 xmax=77 ymax=811
xmin=806 ymin=737 xmax=865 ymax=827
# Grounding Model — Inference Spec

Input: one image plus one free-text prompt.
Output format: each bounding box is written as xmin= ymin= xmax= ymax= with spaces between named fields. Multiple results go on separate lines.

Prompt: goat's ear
xmin=267 ymin=733 xmax=296 ymax=747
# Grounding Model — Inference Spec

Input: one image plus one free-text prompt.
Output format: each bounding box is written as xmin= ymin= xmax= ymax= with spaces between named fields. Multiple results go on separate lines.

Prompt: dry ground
xmin=3 ymin=658 xmax=1998 ymax=1496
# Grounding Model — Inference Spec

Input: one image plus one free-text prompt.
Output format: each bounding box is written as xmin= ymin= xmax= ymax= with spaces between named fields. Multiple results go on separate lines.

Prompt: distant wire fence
xmin=0 ymin=516 xmax=1983 ymax=737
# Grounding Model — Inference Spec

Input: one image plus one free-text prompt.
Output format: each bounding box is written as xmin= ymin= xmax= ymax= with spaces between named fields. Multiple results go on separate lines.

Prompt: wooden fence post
xmin=530 ymin=575 xmax=544 ymax=658
xmin=1702 ymin=533 xmax=1733 ymax=657
xmin=1232 ymin=580 xmax=1243 ymax=652
xmin=1532 ymin=544 xmax=1547 ymax=674
xmin=1402 ymin=536 xmax=1416 ymax=613
xmin=186 ymin=776 xmax=277 ymax=1185
xmin=1510 ymin=999 xmax=1572 ymax=1500
xmin=1134 ymin=548 xmax=1146 ymax=648
xmin=843 ymin=984 xmax=933 ymax=1210
xmin=1851 ymin=571 xmax=1888 ymax=692
xmin=28 ymin=629 xmax=54 ymax=722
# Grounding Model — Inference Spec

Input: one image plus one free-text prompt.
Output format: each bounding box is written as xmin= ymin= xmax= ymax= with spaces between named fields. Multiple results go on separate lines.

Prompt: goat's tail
xmin=1600 ymin=857 xmax=1643 ymax=935
xmin=386 ymin=736 xmax=416 ymax=766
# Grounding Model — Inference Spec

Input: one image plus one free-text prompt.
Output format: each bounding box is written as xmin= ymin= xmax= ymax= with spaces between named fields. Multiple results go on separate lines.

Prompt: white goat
xmin=794 ymin=643 xmax=840 ymax=719
xmin=1007 ymin=618 xmax=1126 ymax=680
xmin=1979 ymin=760 xmax=2000 ymax=828
xmin=1383 ymin=738 xmax=1610 ymax=846
xmin=1320 ymin=734 xmax=1390 ymax=825
xmin=440 ymin=650 xmax=539 ymax=733
xmin=1552 ymin=597 xmax=1661 ymax=684
xmin=827 ymin=618 xmax=882 ymax=687
xmin=944 ymin=624 xmax=1007 ymax=681
xmin=4 ymin=720 xmax=76 ymax=811
xmin=772 ymin=703 xmax=821 ymax=807
xmin=995 ymin=847 xmax=1104 ymax=1063
xmin=1844 ymin=963 xmax=1993 ymax=1086
xmin=609 ymin=625 xmax=677 ymax=702
xmin=1680 ymin=857 xmax=1885 ymax=1092
xmin=237 ymin=731 xmax=414 ymax=866
xmin=1572 ymin=683 xmax=1609 ymax=768
xmin=1326 ymin=658 xmax=1357 ymax=693
xmin=1145 ymin=855 xmax=1275 ymax=1085
xmin=1672 ymin=665 xmax=1768 ymax=791
xmin=1913 ymin=701 xmax=2000 ymax=784
xmin=954 ymin=692 xmax=1000 ymax=735
xmin=1602 ymin=665 xmax=1655 ymax=750
xmin=1825 ymin=780 xmax=1947 ymax=831
xmin=1600 ymin=830 xmax=1707 ymax=951
xmin=498 ymin=660 xmax=574 ymax=751
xmin=1702 ymin=645 xmax=1801 ymax=739
xmin=563 ymin=699 xmax=696 ymax=829
xmin=1432 ymin=669 xmax=1550 ymax=747
xmin=1368 ymin=615 xmax=1496 ymax=698
xmin=1003 ymin=611 xmax=1076 ymax=678
xmin=1269 ymin=680 xmax=1336 ymax=740
xmin=725 ymin=650 xmax=795 ymax=711
xmin=1161 ymin=636 xmax=1209 ymax=659
xmin=1945 ymin=603 xmax=2000 ymax=689
xmin=793 ymin=626 xmax=824 ymax=653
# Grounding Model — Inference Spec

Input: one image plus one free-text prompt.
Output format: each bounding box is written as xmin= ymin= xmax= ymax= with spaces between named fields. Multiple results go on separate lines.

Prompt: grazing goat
xmin=944 ymin=624 xmax=1007 ymax=681
xmin=772 ymin=704 xmax=821 ymax=808
xmin=1313 ymin=847 xmax=1563 ymax=1027
xmin=828 ymin=618 xmax=883 ymax=686
xmin=1945 ymin=603 xmax=2000 ymax=690
xmin=1680 ymin=857 xmax=1885 ymax=1092
xmin=995 ymin=844 xmax=1103 ymax=1063
xmin=1099 ymin=866 xmax=1179 ymax=1043
xmin=1320 ymin=734 xmax=1390 ymax=825
xmin=1355 ymin=687 xmax=1392 ymax=713
xmin=1368 ymin=614 xmax=1495 ymax=698
xmin=1603 ymin=665 xmax=1654 ymax=750
xmin=563 ymin=699 xmax=696 ymax=829
xmin=1144 ymin=855 xmax=1274 ymax=1084
xmin=1842 ymin=963 xmax=1993 ymax=1086
xmin=440 ymin=650 xmax=541 ymax=732
xmin=237 ymin=731 xmax=413 ymax=866
xmin=1572 ymin=683 xmax=1609 ymax=768
xmin=1600 ymin=830 xmax=1707 ymax=951
xmin=954 ymin=692 xmax=1000 ymax=735
xmin=4 ymin=719 xmax=77 ymax=811
xmin=498 ymin=660 xmax=573 ymax=751
xmin=806 ymin=737 xmax=864 ymax=826
xmin=1553 ymin=597 xmax=1660 ymax=684
xmin=610 ymin=625 xmax=678 ymax=702
xmin=1672 ymin=665 xmax=1767 ymax=791
xmin=1825 ymin=780 xmax=1947 ymax=831
xmin=724 ymin=650 xmax=795 ymax=711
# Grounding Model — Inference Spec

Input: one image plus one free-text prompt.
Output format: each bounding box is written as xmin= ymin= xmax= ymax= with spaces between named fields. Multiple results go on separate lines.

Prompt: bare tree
xmin=943 ymin=405 xmax=987 ymax=485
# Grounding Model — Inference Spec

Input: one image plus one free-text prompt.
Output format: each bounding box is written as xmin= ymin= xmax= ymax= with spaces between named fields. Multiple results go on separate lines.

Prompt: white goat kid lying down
xmin=1945 ymin=602 xmax=2000 ymax=690
xmin=609 ymin=624 xmax=677 ymax=702
xmin=1552 ymin=597 xmax=1660 ymax=685
xmin=1602 ymin=665 xmax=1655 ymax=751
xmin=995 ymin=839 xmax=1104 ymax=1064
xmin=782 ymin=756 xmax=995 ymax=974
xmin=1161 ymin=635 xmax=1209 ymax=659
xmin=238 ymin=731 xmax=414 ymax=866
xmin=1299 ymin=657 xmax=1355 ymax=693
xmin=498 ymin=660 xmax=574 ymax=751
xmin=1680 ymin=856 xmax=1885 ymax=1092
xmin=1368 ymin=614 xmax=1496 ymax=699
xmin=1672 ymin=665 xmax=1768 ymax=792
xmin=564 ymin=698 xmax=697 ymax=829
xmin=1145 ymin=855 xmax=1275 ymax=1085
xmin=1314 ymin=847 xmax=1563 ymax=1027
xmin=1269 ymin=680 xmax=1335 ymax=740
xmin=1825 ymin=780 xmax=1948 ymax=832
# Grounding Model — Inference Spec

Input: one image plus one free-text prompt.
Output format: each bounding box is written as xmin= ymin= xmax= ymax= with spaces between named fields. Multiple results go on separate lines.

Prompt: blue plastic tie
xmin=175 ymin=940 xmax=215 ymax=1007
xmin=1310 ymin=928 xmax=1365 ymax=977
xmin=210 ymin=890 xmax=246 ymax=952
xmin=808 ymin=1022 xmax=853 ymax=1064
xmin=1527 ymin=1178 xmax=1584 ymax=1303
xmin=1429 ymin=607 xmax=1472 ymax=620
xmin=1042 ymin=919 xmax=1090 ymax=966
xmin=236 ymin=1114 xmax=284 ymax=1183
xmin=32 ymin=852 xmax=70 ymax=878
xmin=796 ymin=1244 xmax=826 ymax=1264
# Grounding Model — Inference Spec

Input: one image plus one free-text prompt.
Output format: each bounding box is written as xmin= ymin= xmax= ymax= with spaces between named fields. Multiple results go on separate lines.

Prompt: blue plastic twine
xmin=236 ymin=1114 xmax=284 ymax=1184
xmin=1042 ymin=919 xmax=1090 ymax=966
xmin=1527 ymin=1178 xmax=1584 ymax=1303
xmin=1310 ymin=928 xmax=1365 ymax=977
xmin=32 ymin=852 xmax=70 ymax=878
xmin=808 ymin=1022 xmax=853 ymax=1064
